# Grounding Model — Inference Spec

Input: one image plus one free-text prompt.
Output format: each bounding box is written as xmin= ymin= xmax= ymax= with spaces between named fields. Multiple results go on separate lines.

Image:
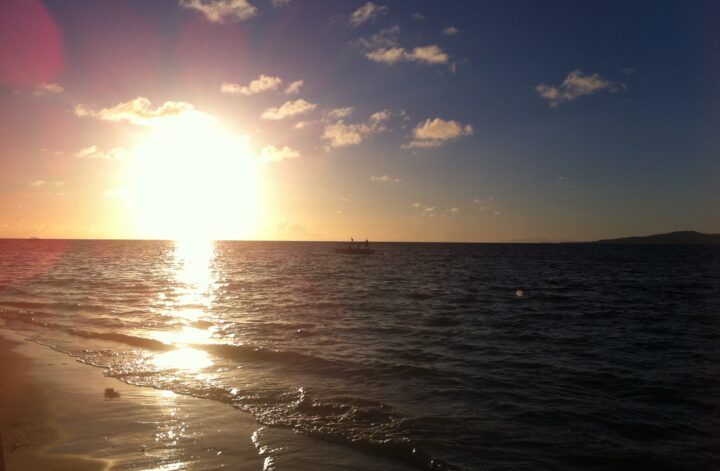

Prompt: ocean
xmin=0 ymin=239 xmax=718 ymax=470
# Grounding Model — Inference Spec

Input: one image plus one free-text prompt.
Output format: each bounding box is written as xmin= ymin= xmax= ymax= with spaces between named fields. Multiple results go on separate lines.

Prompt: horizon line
xmin=0 ymin=237 xmax=581 ymax=244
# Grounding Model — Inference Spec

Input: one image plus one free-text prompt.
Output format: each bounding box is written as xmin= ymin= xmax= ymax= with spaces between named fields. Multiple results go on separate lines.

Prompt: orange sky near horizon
xmin=1 ymin=0 xmax=718 ymax=242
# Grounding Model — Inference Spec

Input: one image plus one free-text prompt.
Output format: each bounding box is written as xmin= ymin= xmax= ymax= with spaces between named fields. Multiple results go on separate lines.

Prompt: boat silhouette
xmin=334 ymin=238 xmax=375 ymax=254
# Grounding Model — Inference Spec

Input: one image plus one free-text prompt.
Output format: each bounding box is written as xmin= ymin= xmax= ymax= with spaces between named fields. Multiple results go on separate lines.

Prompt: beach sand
xmin=0 ymin=329 xmax=263 ymax=470
xmin=0 ymin=328 xmax=413 ymax=471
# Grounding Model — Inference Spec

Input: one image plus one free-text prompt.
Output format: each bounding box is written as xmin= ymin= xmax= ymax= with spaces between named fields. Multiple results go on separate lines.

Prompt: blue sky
xmin=0 ymin=0 xmax=718 ymax=241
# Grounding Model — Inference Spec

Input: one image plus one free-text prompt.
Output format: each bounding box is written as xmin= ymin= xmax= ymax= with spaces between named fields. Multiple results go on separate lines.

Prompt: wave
xmin=97 ymin=367 xmax=457 ymax=470
xmin=66 ymin=329 xmax=175 ymax=351
xmin=0 ymin=300 xmax=100 ymax=311
xmin=28 ymin=325 xmax=458 ymax=469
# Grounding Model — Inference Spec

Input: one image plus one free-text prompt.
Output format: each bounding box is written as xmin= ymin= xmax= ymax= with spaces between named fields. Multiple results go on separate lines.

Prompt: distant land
xmin=593 ymin=231 xmax=720 ymax=245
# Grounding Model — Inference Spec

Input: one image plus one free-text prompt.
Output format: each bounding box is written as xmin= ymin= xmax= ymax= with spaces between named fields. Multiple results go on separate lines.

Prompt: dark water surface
xmin=0 ymin=240 xmax=718 ymax=470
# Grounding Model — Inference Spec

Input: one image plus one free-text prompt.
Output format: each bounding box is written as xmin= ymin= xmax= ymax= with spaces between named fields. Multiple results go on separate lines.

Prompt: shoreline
xmin=0 ymin=328 xmax=415 ymax=471
xmin=0 ymin=328 xmax=263 ymax=470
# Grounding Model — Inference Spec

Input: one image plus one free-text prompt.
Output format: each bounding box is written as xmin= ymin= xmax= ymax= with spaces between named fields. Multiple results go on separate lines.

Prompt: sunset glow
xmin=2 ymin=3 xmax=718 ymax=471
xmin=0 ymin=0 xmax=718 ymax=243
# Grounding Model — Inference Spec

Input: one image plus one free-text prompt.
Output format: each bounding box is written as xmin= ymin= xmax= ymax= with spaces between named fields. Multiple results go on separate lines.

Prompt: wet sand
xmin=0 ymin=329 xmax=263 ymax=470
xmin=0 ymin=326 xmax=417 ymax=471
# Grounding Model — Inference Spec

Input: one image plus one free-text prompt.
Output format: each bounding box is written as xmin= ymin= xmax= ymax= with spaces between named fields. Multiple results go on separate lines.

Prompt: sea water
xmin=0 ymin=240 xmax=718 ymax=469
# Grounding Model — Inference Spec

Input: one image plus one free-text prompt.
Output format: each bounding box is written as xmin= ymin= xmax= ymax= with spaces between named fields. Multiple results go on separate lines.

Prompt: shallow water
xmin=0 ymin=239 xmax=718 ymax=469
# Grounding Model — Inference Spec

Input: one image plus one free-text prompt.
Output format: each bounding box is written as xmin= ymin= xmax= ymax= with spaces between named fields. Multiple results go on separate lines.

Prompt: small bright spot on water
xmin=153 ymin=347 xmax=212 ymax=371
xmin=159 ymin=389 xmax=176 ymax=399
xmin=516 ymin=289 xmax=524 ymax=298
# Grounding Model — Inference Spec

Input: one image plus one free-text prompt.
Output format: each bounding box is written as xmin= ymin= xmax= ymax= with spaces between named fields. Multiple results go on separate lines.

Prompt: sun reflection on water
xmin=153 ymin=347 xmax=213 ymax=371
xmin=152 ymin=239 xmax=219 ymax=371
xmin=172 ymin=238 xmax=216 ymax=298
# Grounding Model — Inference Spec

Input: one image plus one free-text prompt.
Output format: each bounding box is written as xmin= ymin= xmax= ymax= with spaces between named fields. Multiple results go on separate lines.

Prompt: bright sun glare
xmin=129 ymin=114 xmax=261 ymax=241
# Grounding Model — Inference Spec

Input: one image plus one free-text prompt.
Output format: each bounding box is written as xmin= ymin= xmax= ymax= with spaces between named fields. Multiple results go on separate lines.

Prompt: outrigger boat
xmin=334 ymin=238 xmax=375 ymax=254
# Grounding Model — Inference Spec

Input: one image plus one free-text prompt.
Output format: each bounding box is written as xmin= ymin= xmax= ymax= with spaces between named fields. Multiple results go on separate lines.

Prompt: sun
xmin=128 ymin=114 xmax=261 ymax=241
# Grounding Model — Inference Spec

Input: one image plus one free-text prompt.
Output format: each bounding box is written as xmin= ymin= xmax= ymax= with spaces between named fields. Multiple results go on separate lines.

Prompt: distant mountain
xmin=594 ymin=231 xmax=720 ymax=245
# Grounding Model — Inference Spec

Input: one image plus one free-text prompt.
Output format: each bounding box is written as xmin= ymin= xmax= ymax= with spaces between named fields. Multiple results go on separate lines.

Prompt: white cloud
xmin=443 ymin=26 xmax=458 ymax=35
xmin=414 ymin=118 xmax=473 ymax=140
xmin=328 ymin=107 xmax=355 ymax=119
xmin=179 ymin=0 xmax=257 ymax=23
xmin=74 ymin=97 xmax=204 ymax=126
xmin=350 ymin=2 xmax=387 ymax=27
xmin=535 ymin=70 xmax=623 ymax=107
xmin=322 ymin=109 xmax=390 ymax=149
xmin=221 ymin=74 xmax=283 ymax=95
xmin=293 ymin=121 xmax=307 ymax=129
xmin=261 ymin=99 xmax=317 ymax=120
xmin=75 ymin=145 xmax=127 ymax=161
xmin=29 ymin=180 xmax=46 ymax=187
xmin=33 ymin=82 xmax=64 ymax=95
xmin=411 ymin=12 xmax=424 ymax=20
xmin=366 ymin=44 xmax=449 ymax=65
xmin=450 ymin=207 xmax=460 ymax=213
xmin=354 ymin=25 xmax=400 ymax=50
xmin=409 ymin=45 xmax=449 ymax=64
xmin=75 ymin=145 xmax=100 ymax=158
xmin=370 ymin=174 xmax=401 ymax=183
xmin=412 ymin=202 xmax=421 ymax=207
xmin=402 ymin=139 xmax=444 ymax=149
xmin=369 ymin=109 xmax=391 ymax=124
xmin=403 ymin=117 xmax=473 ymax=148
xmin=424 ymin=206 xmax=434 ymax=212
xmin=261 ymin=145 xmax=300 ymax=162
xmin=366 ymin=47 xmax=405 ymax=64
xmin=354 ymin=26 xmax=450 ymax=67
xmin=322 ymin=122 xmax=371 ymax=148
xmin=285 ymin=79 xmax=303 ymax=95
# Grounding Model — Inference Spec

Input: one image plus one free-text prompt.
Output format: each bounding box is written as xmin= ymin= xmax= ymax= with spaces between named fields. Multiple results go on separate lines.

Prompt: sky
xmin=0 ymin=0 xmax=718 ymax=242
